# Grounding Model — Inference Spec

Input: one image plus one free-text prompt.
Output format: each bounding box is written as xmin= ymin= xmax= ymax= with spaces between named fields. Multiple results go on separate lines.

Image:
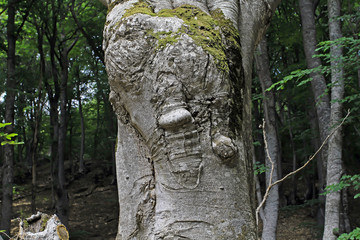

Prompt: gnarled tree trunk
xmin=103 ymin=0 xmax=280 ymax=239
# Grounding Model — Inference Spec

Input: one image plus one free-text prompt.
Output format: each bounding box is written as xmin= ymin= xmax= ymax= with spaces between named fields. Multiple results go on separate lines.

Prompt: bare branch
xmin=255 ymin=109 xmax=350 ymax=230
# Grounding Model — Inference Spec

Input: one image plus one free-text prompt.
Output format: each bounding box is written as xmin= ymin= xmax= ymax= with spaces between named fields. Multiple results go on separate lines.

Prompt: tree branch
xmin=70 ymin=0 xmax=104 ymax=65
xmin=255 ymin=109 xmax=350 ymax=228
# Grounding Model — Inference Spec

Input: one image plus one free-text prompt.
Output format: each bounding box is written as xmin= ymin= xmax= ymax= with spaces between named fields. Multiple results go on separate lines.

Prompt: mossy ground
xmin=120 ymin=1 xmax=241 ymax=73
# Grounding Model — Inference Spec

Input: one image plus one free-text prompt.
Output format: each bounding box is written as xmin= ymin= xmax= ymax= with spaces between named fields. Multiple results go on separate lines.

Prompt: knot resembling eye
xmin=158 ymin=108 xmax=193 ymax=129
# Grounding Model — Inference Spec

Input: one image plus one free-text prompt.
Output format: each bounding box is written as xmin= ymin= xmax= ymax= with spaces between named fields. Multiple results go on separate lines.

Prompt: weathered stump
xmin=11 ymin=212 xmax=69 ymax=240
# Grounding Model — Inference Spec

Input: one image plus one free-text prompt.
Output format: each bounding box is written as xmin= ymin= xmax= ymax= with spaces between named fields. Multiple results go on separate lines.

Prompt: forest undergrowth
xmin=4 ymin=156 xmax=359 ymax=239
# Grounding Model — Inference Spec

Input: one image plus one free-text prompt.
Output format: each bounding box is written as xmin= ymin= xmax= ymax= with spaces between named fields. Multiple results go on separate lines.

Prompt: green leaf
xmin=5 ymin=133 xmax=18 ymax=140
xmin=0 ymin=122 xmax=11 ymax=128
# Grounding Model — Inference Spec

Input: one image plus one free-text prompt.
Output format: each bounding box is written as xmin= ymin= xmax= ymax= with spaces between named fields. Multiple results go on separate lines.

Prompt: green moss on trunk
xmin=120 ymin=1 xmax=240 ymax=73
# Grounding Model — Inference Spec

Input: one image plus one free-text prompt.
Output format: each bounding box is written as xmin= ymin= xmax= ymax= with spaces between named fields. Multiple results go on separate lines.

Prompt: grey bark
xmin=1 ymin=0 xmax=16 ymax=234
xmin=323 ymin=0 xmax=345 ymax=239
xmin=299 ymin=0 xmax=330 ymax=186
xmin=299 ymin=0 xmax=331 ymax=227
xmin=255 ymin=37 xmax=280 ymax=240
xmin=103 ymin=0 xmax=280 ymax=239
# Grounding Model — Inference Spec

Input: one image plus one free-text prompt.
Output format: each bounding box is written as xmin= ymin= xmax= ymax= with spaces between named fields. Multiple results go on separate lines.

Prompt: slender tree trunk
xmin=1 ymin=0 xmax=16 ymax=234
xmin=55 ymin=34 xmax=77 ymax=227
xmin=77 ymin=80 xmax=86 ymax=173
xmin=56 ymin=46 xmax=71 ymax=227
xmin=340 ymin=189 xmax=351 ymax=233
xmin=255 ymin=37 xmax=280 ymax=240
xmin=31 ymin=21 xmax=46 ymax=214
xmin=252 ymin=146 xmax=265 ymax=222
xmin=323 ymin=0 xmax=345 ymax=239
xmin=287 ymin=110 xmax=298 ymax=205
xmin=93 ymin=94 xmax=100 ymax=160
xmin=30 ymin=84 xmax=43 ymax=214
xmin=103 ymin=0 xmax=280 ymax=238
xmin=47 ymin=43 xmax=60 ymax=209
xmin=299 ymin=0 xmax=331 ymax=227
xmin=49 ymin=100 xmax=59 ymax=209
xmin=68 ymin=113 xmax=74 ymax=175
xmin=31 ymin=99 xmax=42 ymax=214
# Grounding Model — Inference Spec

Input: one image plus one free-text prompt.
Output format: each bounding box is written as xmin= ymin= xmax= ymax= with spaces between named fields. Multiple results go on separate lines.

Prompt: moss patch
xmin=40 ymin=215 xmax=50 ymax=231
xmin=146 ymin=30 xmax=181 ymax=49
xmin=122 ymin=1 xmax=240 ymax=73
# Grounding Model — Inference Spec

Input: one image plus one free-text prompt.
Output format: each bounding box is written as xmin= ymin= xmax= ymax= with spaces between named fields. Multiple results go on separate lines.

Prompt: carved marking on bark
xmin=159 ymin=107 xmax=203 ymax=189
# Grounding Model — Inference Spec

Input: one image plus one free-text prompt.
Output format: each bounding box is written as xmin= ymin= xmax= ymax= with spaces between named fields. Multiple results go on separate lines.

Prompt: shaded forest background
xmin=0 ymin=0 xmax=359 ymax=239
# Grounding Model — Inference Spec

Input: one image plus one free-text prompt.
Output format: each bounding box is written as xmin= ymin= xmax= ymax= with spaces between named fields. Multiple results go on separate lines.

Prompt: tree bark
xmin=1 ymin=0 xmax=16 ymax=234
xmin=45 ymin=13 xmax=61 ymax=209
xmin=30 ymin=20 xmax=46 ymax=214
xmin=56 ymin=46 xmax=70 ymax=228
xmin=255 ymin=37 xmax=280 ymax=240
xmin=103 ymin=0 xmax=280 ymax=239
xmin=323 ymin=0 xmax=345 ymax=239
xmin=55 ymin=37 xmax=78 ymax=227
xmin=299 ymin=0 xmax=331 ymax=226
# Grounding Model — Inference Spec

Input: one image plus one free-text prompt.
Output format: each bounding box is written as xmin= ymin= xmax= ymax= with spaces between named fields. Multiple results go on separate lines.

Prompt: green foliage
xmin=322 ymin=174 xmax=360 ymax=199
xmin=253 ymin=161 xmax=269 ymax=175
xmin=338 ymin=228 xmax=360 ymax=240
xmin=0 ymin=123 xmax=24 ymax=145
xmin=266 ymin=67 xmax=321 ymax=91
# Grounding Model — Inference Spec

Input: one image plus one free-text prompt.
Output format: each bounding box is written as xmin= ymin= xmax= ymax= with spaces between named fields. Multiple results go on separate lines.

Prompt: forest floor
xmin=6 ymin=158 xmax=360 ymax=239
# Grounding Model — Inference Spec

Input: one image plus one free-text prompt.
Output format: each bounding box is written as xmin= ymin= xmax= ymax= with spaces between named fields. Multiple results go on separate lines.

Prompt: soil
xmin=7 ymin=158 xmax=360 ymax=239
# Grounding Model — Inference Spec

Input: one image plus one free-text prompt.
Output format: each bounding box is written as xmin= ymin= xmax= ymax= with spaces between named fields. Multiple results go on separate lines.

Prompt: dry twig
xmin=255 ymin=110 xmax=350 ymax=228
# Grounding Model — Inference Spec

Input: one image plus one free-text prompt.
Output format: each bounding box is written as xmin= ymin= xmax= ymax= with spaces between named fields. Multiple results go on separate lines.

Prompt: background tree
xmin=255 ymin=37 xmax=281 ymax=240
xmin=299 ymin=0 xmax=330 ymax=226
xmin=323 ymin=0 xmax=345 ymax=239
xmin=1 ymin=0 xmax=17 ymax=234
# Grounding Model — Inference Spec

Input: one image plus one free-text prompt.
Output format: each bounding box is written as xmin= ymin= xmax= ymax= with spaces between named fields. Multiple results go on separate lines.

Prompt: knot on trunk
xmin=212 ymin=134 xmax=237 ymax=161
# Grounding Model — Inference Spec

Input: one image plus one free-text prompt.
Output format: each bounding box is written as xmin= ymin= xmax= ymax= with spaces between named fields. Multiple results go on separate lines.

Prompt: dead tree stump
xmin=11 ymin=212 xmax=69 ymax=240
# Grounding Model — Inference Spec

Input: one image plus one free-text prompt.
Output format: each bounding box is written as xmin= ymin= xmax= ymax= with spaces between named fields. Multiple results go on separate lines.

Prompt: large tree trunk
xmin=255 ymin=37 xmax=280 ymax=240
xmin=299 ymin=0 xmax=331 ymax=226
xmin=103 ymin=0 xmax=280 ymax=239
xmin=323 ymin=0 xmax=345 ymax=239
xmin=1 ymin=0 xmax=16 ymax=234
